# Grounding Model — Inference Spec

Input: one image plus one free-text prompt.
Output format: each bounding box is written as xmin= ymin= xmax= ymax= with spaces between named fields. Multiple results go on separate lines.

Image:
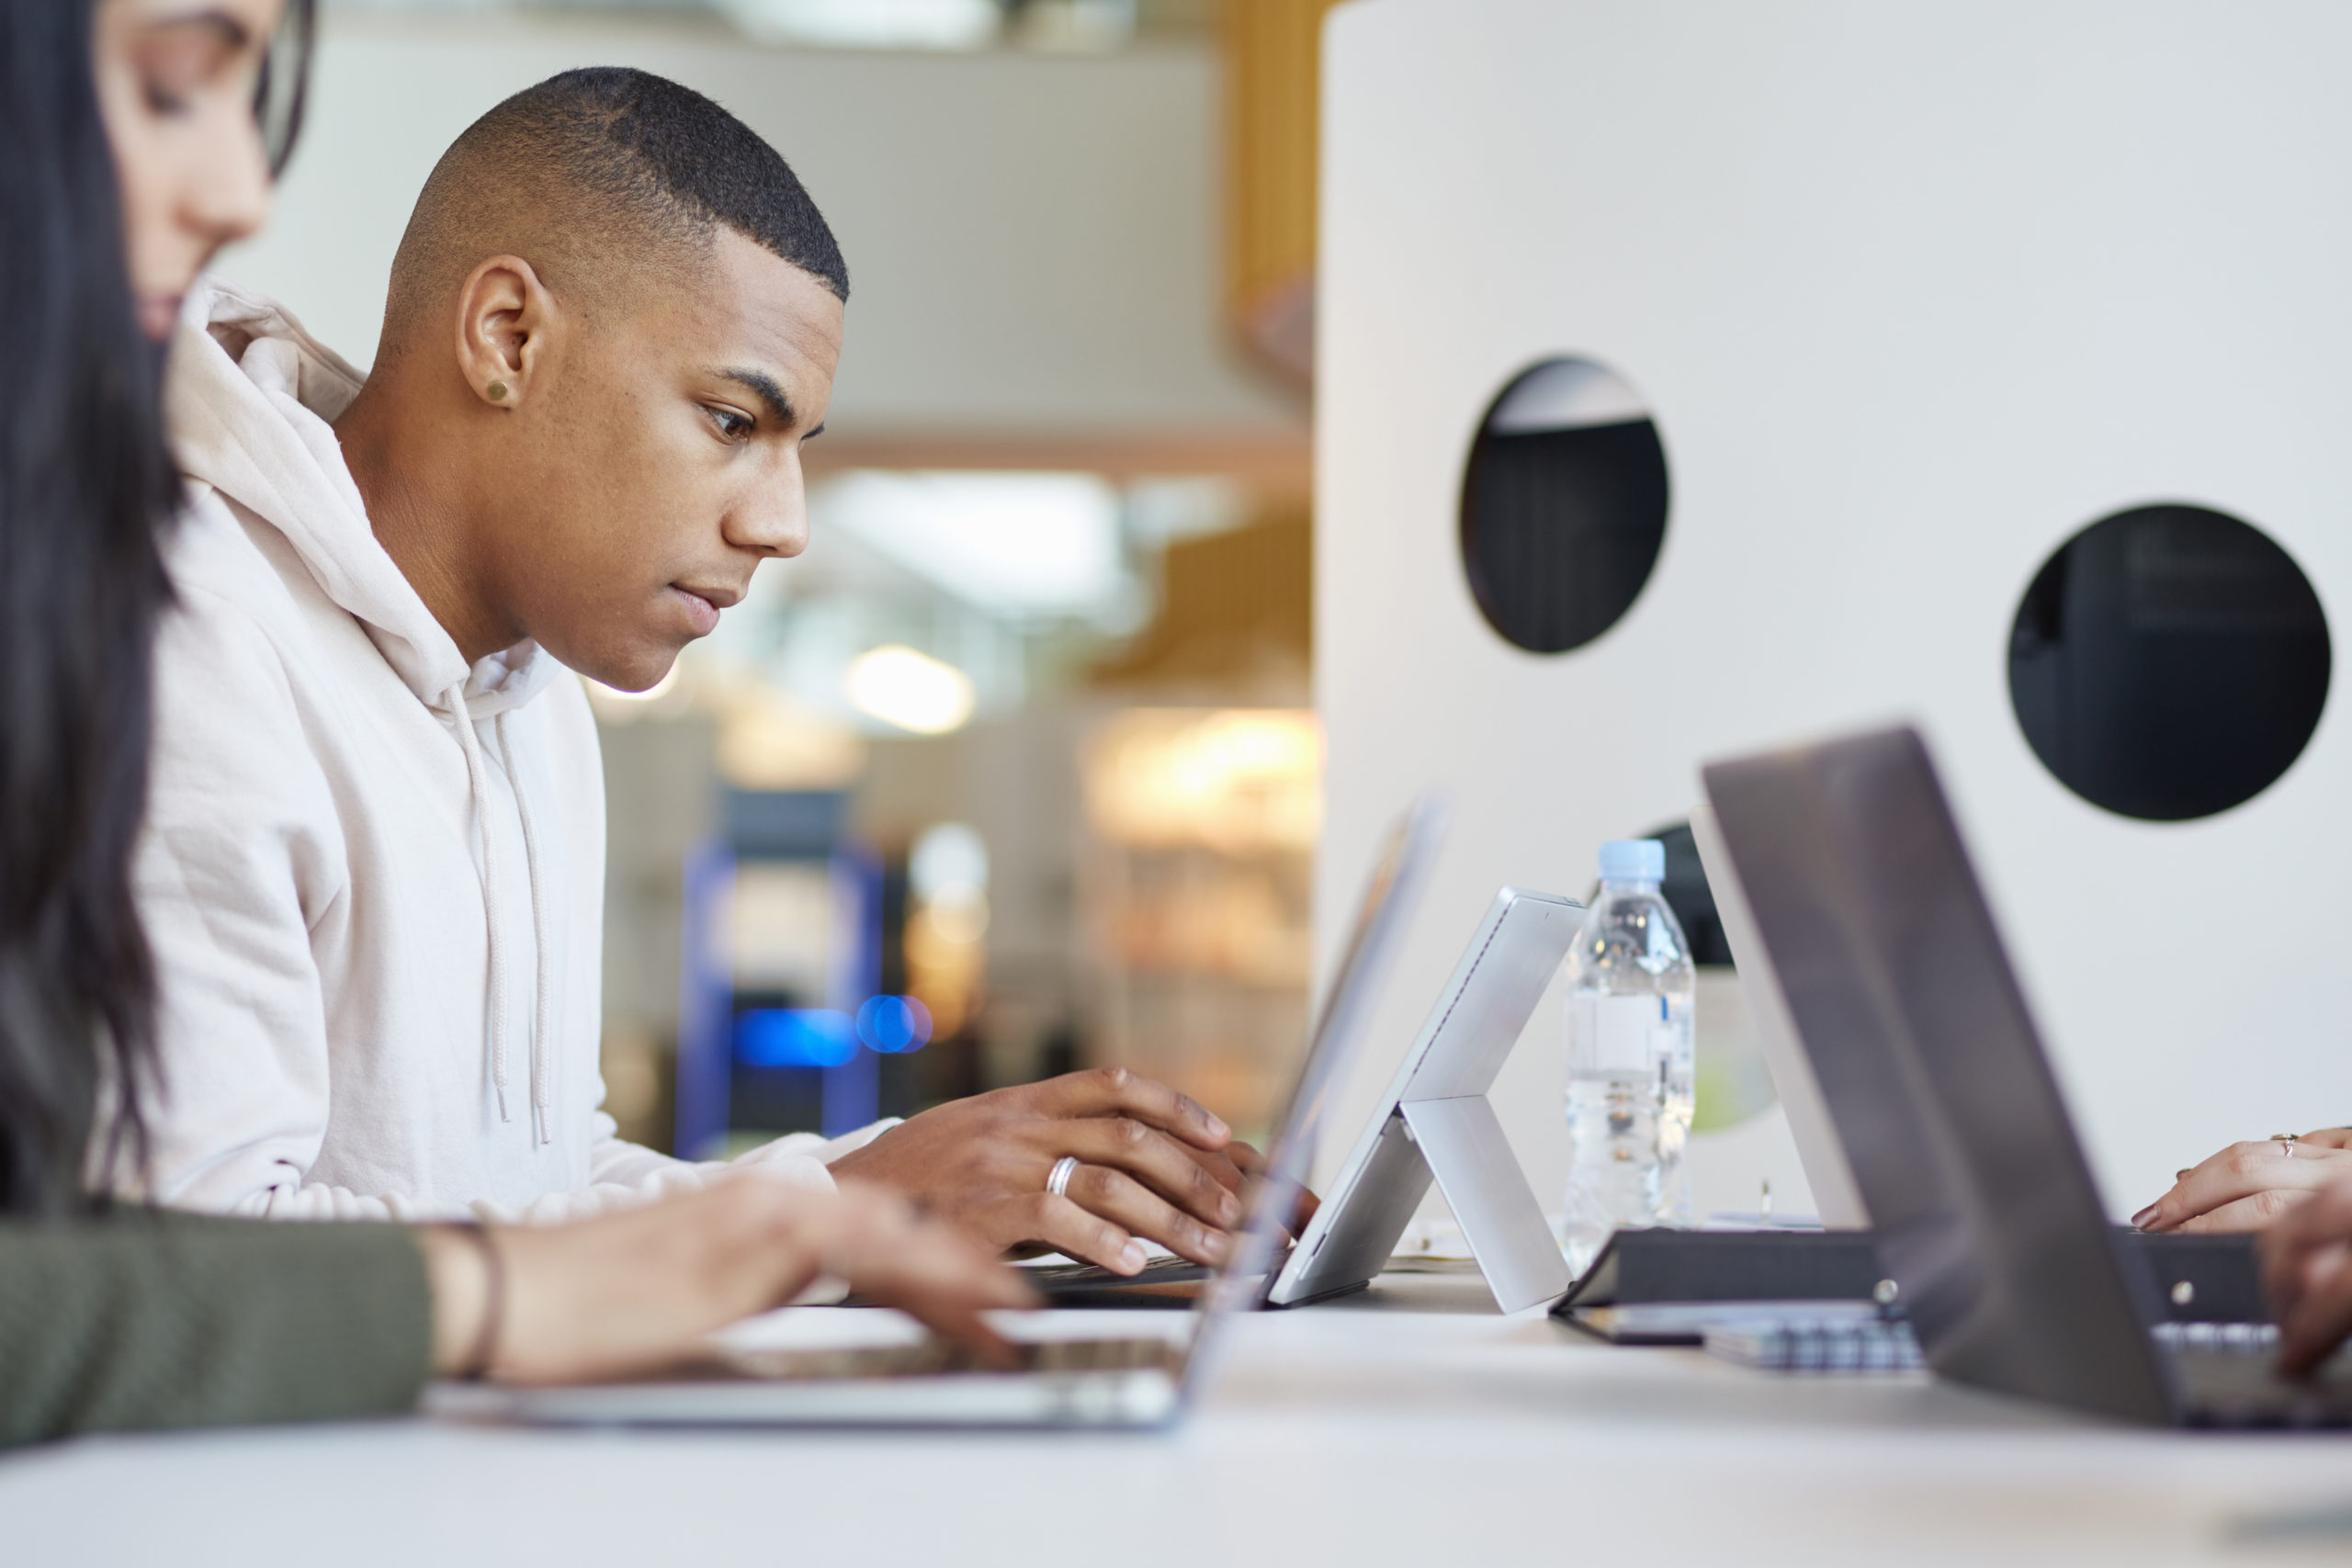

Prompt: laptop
xmin=1702 ymin=725 xmax=2352 ymax=1427
xmin=438 ymin=796 xmax=1444 ymax=1429
xmin=1268 ymin=886 xmax=1581 ymax=1313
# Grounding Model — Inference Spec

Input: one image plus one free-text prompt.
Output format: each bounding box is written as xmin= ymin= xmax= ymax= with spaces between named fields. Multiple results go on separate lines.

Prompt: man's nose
xmin=727 ymin=461 xmax=810 ymax=559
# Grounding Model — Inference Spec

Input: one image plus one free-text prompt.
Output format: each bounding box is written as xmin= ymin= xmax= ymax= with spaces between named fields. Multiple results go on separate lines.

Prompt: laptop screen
xmin=1702 ymin=727 xmax=2173 ymax=1422
xmin=1190 ymin=797 xmax=1446 ymax=1342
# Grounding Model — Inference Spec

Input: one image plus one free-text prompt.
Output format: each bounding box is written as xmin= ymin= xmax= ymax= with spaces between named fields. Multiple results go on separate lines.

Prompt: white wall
xmin=1315 ymin=0 xmax=2352 ymax=1221
xmin=220 ymin=15 xmax=1297 ymax=439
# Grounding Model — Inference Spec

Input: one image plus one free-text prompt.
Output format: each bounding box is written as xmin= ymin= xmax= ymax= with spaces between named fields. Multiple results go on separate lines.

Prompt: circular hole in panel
xmin=1459 ymin=357 xmax=1669 ymax=654
xmin=2007 ymin=503 xmax=2330 ymax=821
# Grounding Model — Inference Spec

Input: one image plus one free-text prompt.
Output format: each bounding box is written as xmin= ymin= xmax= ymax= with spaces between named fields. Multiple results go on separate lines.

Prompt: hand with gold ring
xmin=2132 ymin=1128 xmax=2352 ymax=1234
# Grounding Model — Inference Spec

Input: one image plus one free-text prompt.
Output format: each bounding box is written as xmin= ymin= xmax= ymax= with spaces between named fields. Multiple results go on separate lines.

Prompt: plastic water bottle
xmin=1559 ymin=838 xmax=1696 ymax=1274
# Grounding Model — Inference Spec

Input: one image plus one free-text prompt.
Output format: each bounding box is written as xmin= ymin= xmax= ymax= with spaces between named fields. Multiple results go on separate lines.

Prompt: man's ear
xmin=452 ymin=254 xmax=556 ymax=411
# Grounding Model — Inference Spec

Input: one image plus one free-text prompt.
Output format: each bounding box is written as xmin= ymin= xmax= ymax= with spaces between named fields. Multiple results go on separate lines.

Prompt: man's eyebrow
xmin=719 ymin=368 xmax=797 ymax=427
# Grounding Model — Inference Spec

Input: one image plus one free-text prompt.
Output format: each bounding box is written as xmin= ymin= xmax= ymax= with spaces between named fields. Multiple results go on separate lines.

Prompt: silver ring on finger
xmin=1046 ymin=1155 xmax=1080 ymax=1198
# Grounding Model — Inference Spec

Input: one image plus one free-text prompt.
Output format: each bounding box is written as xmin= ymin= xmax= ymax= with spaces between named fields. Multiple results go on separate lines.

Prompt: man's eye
xmin=709 ymin=407 xmax=753 ymax=441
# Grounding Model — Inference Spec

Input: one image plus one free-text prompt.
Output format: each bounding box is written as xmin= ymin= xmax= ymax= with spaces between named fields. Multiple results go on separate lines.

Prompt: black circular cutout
xmin=1460 ymin=358 xmax=1669 ymax=654
xmin=2008 ymin=503 xmax=2330 ymax=821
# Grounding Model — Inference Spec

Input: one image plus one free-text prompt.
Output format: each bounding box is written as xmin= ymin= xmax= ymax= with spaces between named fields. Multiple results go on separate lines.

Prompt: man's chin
xmin=572 ymin=643 xmax=684 ymax=696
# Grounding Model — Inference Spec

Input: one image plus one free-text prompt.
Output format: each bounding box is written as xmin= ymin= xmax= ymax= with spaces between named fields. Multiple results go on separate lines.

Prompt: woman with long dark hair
xmin=0 ymin=0 xmax=1025 ymax=1447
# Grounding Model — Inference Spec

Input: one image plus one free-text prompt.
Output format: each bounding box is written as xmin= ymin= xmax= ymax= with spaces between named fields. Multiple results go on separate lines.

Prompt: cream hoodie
xmin=131 ymin=277 xmax=882 ymax=1223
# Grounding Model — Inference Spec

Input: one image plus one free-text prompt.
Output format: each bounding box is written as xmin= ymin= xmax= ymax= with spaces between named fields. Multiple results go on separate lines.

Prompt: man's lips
xmin=668 ymin=583 xmax=741 ymax=637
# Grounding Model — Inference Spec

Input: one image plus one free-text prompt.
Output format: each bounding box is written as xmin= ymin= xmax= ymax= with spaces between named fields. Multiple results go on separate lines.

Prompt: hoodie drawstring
xmin=448 ymin=690 xmax=553 ymax=1145
xmin=496 ymin=709 xmax=554 ymax=1147
xmin=445 ymin=682 xmax=514 ymax=1126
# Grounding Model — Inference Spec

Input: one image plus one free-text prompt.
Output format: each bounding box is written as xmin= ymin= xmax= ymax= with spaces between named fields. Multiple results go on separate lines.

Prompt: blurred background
xmin=220 ymin=0 xmax=1345 ymax=1156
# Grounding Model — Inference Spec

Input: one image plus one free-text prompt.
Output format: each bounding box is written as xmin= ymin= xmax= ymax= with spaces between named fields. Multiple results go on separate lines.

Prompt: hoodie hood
xmin=167 ymin=275 xmax=566 ymax=1141
xmin=165 ymin=276 xmax=566 ymax=718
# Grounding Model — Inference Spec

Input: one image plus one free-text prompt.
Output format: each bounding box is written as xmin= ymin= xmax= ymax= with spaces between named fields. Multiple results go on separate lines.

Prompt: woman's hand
xmin=825 ymin=1067 xmax=1260 ymax=1275
xmin=2132 ymin=1129 xmax=2352 ymax=1234
xmin=2262 ymin=1174 xmax=2352 ymax=1377
xmin=417 ymin=1178 xmax=1036 ymax=1385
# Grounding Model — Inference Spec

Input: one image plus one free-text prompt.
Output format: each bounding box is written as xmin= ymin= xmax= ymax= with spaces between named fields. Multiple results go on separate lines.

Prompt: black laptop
xmin=1702 ymin=724 xmax=2352 ymax=1427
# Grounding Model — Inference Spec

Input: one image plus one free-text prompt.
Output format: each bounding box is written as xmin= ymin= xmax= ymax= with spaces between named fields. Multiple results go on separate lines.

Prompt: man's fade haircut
xmin=382 ymin=67 xmax=846 ymax=352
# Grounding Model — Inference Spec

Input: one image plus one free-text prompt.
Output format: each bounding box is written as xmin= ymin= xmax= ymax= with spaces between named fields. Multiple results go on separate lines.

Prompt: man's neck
xmin=334 ymin=378 xmax=515 ymax=667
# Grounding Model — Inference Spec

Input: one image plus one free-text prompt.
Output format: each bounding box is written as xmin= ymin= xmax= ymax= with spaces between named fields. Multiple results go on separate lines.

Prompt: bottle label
xmin=1570 ymin=993 xmax=1668 ymax=1073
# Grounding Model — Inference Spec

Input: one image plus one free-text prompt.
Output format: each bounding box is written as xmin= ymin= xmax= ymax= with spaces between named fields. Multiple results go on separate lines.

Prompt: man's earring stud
xmin=487 ymin=381 xmax=509 ymax=401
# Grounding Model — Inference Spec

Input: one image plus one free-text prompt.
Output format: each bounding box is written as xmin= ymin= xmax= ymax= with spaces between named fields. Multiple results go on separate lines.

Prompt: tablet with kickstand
xmin=1266 ymin=886 xmax=1582 ymax=1313
xmin=1023 ymin=881 xmax=1574 ymax=1314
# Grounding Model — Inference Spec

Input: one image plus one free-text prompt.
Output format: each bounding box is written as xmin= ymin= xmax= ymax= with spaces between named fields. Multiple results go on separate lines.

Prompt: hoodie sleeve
xmin=469 ymin=1120 xmax=904 ymax=1226
xmin=129 ymin=581 xmax=462 ymax=1224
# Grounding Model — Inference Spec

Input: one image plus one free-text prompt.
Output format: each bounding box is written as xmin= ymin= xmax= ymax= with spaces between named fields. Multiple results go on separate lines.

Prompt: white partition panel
xmin=1315 ymin=0 xmax=2352 ymax=1222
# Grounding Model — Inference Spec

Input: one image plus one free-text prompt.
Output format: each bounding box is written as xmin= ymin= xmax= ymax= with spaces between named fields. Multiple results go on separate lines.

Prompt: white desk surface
xmin=6 ymin=1270 xmax=2352 ymax=1566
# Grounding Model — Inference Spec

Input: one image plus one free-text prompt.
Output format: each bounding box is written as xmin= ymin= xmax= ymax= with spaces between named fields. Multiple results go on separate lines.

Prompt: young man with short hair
xmin=134 ymin=68 xmax=1250 ymax=1275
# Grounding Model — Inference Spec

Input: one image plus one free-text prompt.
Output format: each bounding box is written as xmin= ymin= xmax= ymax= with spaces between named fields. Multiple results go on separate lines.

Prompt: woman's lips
xmin=136 ymin=294 xmax=181 ymax=342
xmin=670 ymin=585 xmax=720 ymax=637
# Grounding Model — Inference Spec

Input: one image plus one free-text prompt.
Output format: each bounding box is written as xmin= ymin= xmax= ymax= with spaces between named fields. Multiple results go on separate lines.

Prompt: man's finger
xmin=1063 ymin=1163 xmax=1231 ymax=1268
xmin=1180 ymin=1141 xmax=1249 ymax=1197
xmin=1019 ymin=1192 xmax=1150 ymax=1275
xmin=1054 ymin=1117 xmax=1246 ymax=1228
xmin=1216 ymin=1139 xmax=1321 ymax=1233
xmin=1034 ymin=1066 xmax=1230 ymax=1149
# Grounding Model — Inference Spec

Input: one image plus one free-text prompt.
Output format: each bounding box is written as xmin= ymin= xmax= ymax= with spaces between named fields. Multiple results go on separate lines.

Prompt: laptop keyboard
xmin=1023 ymin=1256 xmax=1211 ymax=1292
xmin=2153 ymin=1321 xmax=2278 ymax=1354
xmin=718 ymin=1337 xmax=1182 ymax=1382
xmin=1703 ymin=1316 xmax=1923 ymax=1371
xmin=1706 ymin=1318 xmax=2293 ymax=1382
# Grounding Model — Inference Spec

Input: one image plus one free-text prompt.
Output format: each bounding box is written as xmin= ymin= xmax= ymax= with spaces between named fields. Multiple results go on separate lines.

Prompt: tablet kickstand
xmin=1399 ymin=1095 xmax=1571 ymax=1313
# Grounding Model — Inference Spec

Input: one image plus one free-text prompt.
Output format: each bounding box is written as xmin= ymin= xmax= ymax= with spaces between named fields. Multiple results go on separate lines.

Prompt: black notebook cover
xmin=1552 ymin=1226 xmax=2262 ymax=1322
xmin=1553 ymin=1229 xmax=1883 ymax=1314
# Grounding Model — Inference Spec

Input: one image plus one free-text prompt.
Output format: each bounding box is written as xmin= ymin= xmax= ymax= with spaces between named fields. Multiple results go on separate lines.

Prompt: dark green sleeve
xmin=0 ymin=1210 xmax=433 ymax=1448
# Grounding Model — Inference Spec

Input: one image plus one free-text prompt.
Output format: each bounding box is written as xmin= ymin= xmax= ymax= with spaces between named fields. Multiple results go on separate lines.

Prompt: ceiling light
xmin=718 ymin=0 xmax=1000 ymax=50
xmin=844 ymin=644 xmax=977 ymax=735
xmin=910 ymin=822 xmax=989 ymax=898
xmin=816 ymin=470 xmax=1126 ymax=620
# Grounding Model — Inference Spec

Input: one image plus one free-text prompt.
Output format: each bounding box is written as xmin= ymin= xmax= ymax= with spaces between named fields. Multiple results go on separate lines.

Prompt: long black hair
xmin=0 ymin=0 xmax=311 ymax=1213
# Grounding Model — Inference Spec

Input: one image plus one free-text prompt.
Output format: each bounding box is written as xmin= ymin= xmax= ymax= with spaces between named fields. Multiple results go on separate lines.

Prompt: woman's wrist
xmin=416 ymin=1225 xmax=502 ymax=1378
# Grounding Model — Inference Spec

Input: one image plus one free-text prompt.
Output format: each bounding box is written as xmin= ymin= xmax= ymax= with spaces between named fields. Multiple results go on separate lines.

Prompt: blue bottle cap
xmin=1598 ymin=839 xmax=1666 ymax=883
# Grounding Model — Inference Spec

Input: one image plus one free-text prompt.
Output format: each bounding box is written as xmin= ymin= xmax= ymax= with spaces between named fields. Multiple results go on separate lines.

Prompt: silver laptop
xmin=1702 ymin=726 xmax=2352 ymax=1427
xmin=437 ymin=796 xmax=1445 ymax=1430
